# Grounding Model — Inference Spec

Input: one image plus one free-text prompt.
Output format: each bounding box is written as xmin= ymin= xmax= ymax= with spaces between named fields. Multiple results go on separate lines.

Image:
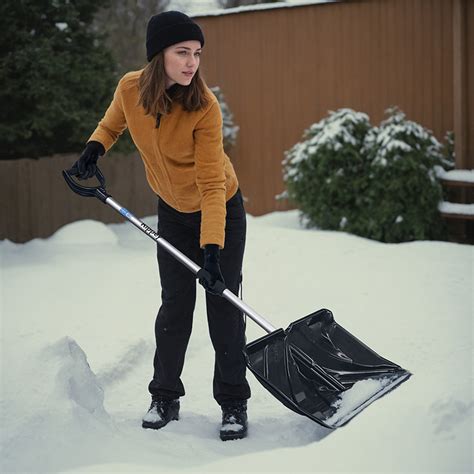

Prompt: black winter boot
xmin=219 ymin=400 xmax=248 ymax=441
xmin=142 ymin=397 xmax=180 ymax=430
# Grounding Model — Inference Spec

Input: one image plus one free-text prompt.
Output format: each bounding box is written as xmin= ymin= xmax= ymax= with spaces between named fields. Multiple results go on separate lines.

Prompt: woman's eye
xmin=178 ymin=51 xmax=201 ymax=56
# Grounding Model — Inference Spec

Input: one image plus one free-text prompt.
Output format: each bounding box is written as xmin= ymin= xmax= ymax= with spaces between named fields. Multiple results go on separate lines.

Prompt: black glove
xmin=197 ymin=244 xmax=226 ymax=296
xmin=70 ymin=141 xmax=105 ymax=180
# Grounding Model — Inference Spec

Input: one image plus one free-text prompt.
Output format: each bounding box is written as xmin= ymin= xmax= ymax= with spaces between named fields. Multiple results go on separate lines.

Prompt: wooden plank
xmin=421 ymin=0 xmax=432 ymax=128
xmin=431 ymin=0 xmax=442 ymax=141
xmin=440 ymin=212 xmax=474 ymax=221
xmin=0 ymin=160 xmax=19 ymax=241
xmin=441 ymin=179 xmax=474 ymax=188
xmin=467 ymin=0 xmax=474 ymax=168
xmin=453 ymin=0 xmax=467 ymax=169
xmin=441 ymin=0 xmax=454 ymax=141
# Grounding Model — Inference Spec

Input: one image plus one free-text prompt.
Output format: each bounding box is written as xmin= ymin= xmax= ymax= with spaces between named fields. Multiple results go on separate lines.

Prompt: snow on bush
xmin=210 ymin=86 xmax=239 ymax=153
xmin=282 ymin=108 xmax=373 ymax=235
xmin=282 ymin=107 xmax=452 ymax=242
xmin=442 ymin=130 xmax=455 ymax=165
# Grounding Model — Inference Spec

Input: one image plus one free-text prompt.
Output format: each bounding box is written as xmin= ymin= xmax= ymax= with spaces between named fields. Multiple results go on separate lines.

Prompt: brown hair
xmin=137 ymin=51 xmax=210 ymax=121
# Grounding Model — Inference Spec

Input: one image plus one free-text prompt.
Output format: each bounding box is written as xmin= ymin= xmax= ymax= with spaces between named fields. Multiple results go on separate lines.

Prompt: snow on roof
xmin=190 ymin=0 xmax=340 ymax=18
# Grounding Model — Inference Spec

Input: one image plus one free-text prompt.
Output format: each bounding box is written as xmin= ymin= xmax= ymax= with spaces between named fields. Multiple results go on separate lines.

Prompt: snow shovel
xmin=62 ymin=167 xmax=411 ymax=429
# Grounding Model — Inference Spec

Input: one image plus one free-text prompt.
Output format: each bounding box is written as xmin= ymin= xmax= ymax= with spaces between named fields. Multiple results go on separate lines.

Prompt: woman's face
xmin=163 ymin=40 xmax=202 ymax=89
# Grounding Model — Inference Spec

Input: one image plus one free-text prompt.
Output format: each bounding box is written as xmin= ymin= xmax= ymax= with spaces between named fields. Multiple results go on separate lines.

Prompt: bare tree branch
xmin=94 ymin=0 xmax=171 ymax=75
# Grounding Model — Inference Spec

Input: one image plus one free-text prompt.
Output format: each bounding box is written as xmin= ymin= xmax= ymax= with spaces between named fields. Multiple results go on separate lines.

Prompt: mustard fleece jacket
xmin=88 ymin=70 xmax=239 ymax=249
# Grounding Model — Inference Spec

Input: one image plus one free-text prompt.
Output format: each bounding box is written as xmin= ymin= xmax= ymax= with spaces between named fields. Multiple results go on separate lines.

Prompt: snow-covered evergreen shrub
xmin=210 ymin=86 xmax=239 ymax=153
xmin=283 ymin=107 xmax=451 ymax=242
xmin=363 ymin=108 xmax=448 ymax=242
xmin=282 ymin=108 xmax=373 ymax=234
xmin=442 ymin=130 xmax=455 ymax=166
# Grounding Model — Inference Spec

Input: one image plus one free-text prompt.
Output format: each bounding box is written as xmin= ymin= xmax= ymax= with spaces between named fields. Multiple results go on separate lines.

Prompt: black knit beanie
xmin=146 ymin=11 xmax=205 ymax=62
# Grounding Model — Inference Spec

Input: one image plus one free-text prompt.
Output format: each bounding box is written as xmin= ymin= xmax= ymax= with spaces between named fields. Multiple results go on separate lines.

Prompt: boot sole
xmin=142 ymin=414 xmax=179 ymax=430
xmin=220 ymin=427 xmax=247 ymax=441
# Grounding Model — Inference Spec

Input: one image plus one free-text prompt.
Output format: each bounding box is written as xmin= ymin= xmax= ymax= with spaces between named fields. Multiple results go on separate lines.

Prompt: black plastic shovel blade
xmin=245 ymin=308 xmax=411 ymax=429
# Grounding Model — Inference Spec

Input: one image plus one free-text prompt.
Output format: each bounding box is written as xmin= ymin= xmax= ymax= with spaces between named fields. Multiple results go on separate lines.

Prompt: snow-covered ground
xmin=1 ymin=209 xmax=472 ymax=473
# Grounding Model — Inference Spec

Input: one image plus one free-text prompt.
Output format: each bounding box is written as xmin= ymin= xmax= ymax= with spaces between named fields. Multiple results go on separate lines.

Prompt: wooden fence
xmin=0 ymin=154 xmax=157 ymax=242
xmin=1 ymin=0 xmax=472 ymax=242
xmin=194 ymin=0 xmax=473 ymax=213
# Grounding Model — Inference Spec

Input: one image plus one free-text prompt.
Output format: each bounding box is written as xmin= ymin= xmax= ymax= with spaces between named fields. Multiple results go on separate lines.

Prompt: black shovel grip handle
xmin=196 ymin=268 xmax=227 ymax=296
xmin=62 ymin=166 xmax=110 ymax=202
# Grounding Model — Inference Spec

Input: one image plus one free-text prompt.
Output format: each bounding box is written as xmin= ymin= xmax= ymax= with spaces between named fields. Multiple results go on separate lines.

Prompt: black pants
xmin=148 ymin=188 xmax=251 ymax=405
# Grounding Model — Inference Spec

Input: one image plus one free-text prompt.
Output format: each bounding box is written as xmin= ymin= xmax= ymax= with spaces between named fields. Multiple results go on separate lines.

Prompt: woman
xmin=72 ymin=11 xmax=251 ymax=441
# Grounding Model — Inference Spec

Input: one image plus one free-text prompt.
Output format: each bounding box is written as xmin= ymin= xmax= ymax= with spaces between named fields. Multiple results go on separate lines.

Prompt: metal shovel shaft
xmin=105 ymin=196 xmax=278 ymax=334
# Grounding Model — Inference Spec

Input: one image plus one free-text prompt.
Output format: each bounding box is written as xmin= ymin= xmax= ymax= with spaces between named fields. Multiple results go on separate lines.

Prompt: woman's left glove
xmin=197 ymin=244 xmax=226 ymax=296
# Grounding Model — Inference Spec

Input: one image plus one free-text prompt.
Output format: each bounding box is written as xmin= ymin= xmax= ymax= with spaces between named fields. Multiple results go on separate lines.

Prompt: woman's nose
xmin=186 ymin=55 xmax=198 ymax=67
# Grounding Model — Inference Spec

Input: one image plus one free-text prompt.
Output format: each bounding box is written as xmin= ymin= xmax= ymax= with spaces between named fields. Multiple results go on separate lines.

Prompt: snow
xmin=283 ymin=108 xmax=370 ymax=181
xmin=315 ymin=120 xmax=357 ymax=149
xmin=305 ymin=108 xmax=369 ymax=153
xmin=439 ymin=169 xmax=474 ymax=184
xmin=370 ymin=120 xmax=441 ymax=165
xmin=323 ymin=374 xmax=410 ymax=428
xmin=189 ymin=0 xmax=339 ymax=18
xmin=49 ymin=219 xmax=119 ymax=245
xmin=220 ymin=423 xmax=241 ymax=431
xmin=439 ymin=201 xmax=474 ymax=216
xmin=1 ymin=209 xmax=473 ymax=473
xmin=170 ymin=0 xmax=218 ymax=16
xmin=142 ymin=405 xmax=163 ymax=424
xmin=221 ymin=418 xmax=243 ymax=432
xmin=325 ymin=378 xmax=389 ymax=425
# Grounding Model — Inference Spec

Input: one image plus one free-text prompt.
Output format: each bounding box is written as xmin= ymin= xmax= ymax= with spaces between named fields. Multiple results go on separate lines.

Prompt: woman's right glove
xmin=197 ymin=244 xmax=226 ymax=296
xmin=70 ymin=141 xmax=105 ymax=180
